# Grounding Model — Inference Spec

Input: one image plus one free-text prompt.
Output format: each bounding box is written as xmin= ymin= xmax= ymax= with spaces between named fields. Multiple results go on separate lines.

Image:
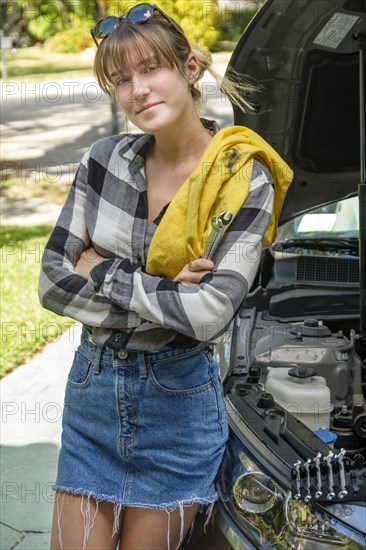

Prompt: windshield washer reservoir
xmin=265 ymin=366 xmax=333 ymax=431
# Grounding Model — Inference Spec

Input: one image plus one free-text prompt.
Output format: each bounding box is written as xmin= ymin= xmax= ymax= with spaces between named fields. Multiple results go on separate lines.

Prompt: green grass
xmin=2 ymin=46 xmax=94 ymax=81
xmin=0 ymin=225 xmax=74 ymax=377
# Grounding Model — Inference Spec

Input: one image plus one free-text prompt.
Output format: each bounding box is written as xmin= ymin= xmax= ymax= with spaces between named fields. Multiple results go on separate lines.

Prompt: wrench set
xmin=292 ymin=450 xmax=366 ymax=503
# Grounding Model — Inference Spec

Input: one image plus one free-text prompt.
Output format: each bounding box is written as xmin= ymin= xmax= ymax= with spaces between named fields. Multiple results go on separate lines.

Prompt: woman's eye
xmin=116 ymin=77 xmax=130 ymax=86
xmin=146 ymin=64 xmax=159 ymax=73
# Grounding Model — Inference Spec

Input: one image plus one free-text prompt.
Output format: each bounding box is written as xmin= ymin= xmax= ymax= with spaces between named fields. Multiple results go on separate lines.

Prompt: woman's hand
xmin=173 ymin=258 xmax=214 ymax=287
xmin=74 ymin=247 xmax=106 ymax=279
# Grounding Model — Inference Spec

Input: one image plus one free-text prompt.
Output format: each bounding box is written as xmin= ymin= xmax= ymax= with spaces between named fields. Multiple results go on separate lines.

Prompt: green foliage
xmin=4 ymin=0 xmax=223 ymax=49
xmin=216 ymin=6 xmax=259 ymax=44
xmin=4 ymin=0 xmax=263 ymax=56
xmin=3 ymin=0 xmax=75 ymax=43
xmin=2 ymin=0 xmax=99 ymax=45
xmin=6 ymin=0 xmax=262 ymax=53
xmin=25 ymin=2 xmax=65 ymax=42
xmin=106 ymin=0 xmax=220 ymax=50
xmin=45 ymin=18 xmax=94 ymax=52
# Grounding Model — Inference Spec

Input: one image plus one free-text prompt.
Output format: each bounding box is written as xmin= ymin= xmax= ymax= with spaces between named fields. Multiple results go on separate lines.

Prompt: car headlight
xmin=217 ymin=429 xmax=365 ymax=549
xmin=233 ymin=471 xmax=279 ymax=514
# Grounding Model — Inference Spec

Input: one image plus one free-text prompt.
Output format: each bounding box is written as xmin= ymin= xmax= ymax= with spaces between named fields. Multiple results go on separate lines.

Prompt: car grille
xmin=296 ymin=256 xmax=359 ymax=283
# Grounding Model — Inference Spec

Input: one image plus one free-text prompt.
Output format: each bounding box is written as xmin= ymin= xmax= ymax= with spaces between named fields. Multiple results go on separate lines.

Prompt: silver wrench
xmin=335 ymin=448 xmax=348 ymax=499
xmin=304 ymin=459 xmax=312 ymax=503
xmin=293 ymin=460 xmax=302 ymax=500
xmin=325 ymin=451 xmax=336 ymax=500
xmin=202 ymin=210 xmax=233 ymax=260
xmin=314 ymin=452 xmax=323 ymax=499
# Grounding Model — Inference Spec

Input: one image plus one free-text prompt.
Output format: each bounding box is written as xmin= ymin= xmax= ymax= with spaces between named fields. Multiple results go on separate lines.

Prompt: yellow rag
xmin=146 ymin=125 xmax=293 ymax=279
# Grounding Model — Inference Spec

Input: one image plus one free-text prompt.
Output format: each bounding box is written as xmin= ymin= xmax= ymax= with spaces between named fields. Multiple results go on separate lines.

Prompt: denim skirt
xmin=53 ymin=327 xmax=228 ymax=511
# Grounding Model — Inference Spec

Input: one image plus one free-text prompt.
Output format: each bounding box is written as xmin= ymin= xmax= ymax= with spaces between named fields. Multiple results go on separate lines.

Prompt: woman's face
xmin=112 ymin=52 xmax=199 ymax=135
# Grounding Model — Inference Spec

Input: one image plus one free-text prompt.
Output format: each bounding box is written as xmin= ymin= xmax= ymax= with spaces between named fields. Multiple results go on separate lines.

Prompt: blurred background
xmin=1 ymin=0 xmax=261 ymax=59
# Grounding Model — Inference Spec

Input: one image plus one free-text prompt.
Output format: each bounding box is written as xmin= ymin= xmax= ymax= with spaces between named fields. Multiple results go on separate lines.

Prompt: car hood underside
xmin=228 ymin=0 xmax=366 ymax=222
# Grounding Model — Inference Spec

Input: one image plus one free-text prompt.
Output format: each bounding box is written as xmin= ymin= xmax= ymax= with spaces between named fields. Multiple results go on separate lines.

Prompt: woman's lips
xmin=137 ymin=102 xmax=162 ymax=114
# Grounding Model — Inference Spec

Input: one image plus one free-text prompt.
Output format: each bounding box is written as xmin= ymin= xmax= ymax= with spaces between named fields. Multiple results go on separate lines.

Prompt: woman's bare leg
xmin=50 ymin=491 xmax=123 ymax=550
xmin=118 ymin=504 xmax=199 ymax=550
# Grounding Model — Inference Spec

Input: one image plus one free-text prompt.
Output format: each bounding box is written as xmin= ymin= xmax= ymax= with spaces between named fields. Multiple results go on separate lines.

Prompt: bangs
xmin=95 ymin=22 xmax=191 ymax=96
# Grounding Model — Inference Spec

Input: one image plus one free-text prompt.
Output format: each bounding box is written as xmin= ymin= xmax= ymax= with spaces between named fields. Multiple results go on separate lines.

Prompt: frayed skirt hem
xmin=52 ymin=484 xmax=217 ymax=550
xmin=52 ymin=483 xmax=217 ymax=512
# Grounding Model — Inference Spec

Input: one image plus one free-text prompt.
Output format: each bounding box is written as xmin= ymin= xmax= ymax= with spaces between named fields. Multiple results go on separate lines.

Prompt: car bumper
xmin=213 ymin=503 xmax=257 ymax=550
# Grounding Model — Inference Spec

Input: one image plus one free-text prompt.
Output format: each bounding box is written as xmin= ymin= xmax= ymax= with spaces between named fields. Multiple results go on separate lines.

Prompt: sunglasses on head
xmin=90 ymin=3 xmax=182 ymax=47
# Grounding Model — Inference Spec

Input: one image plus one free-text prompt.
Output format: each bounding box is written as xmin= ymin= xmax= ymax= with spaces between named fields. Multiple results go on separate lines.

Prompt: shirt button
xmin=117 ymin=350 xmax=128 ymax=359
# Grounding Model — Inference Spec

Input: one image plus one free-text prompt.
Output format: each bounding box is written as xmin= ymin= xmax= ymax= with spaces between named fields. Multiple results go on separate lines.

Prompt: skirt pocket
xmin=148 ymin=349 xmax=214 ymax=396
xmin=67 ymin=347 xmax=93 ymax=388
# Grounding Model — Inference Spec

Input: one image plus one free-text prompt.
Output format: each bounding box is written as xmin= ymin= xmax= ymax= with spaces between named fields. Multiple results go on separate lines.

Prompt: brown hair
xmin=94 ymin=11 xmax=257 ymax=112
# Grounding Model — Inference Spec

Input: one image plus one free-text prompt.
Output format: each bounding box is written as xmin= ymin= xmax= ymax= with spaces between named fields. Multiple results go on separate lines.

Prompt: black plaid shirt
xmin=39 ymin=121 xmax=274 ymax=351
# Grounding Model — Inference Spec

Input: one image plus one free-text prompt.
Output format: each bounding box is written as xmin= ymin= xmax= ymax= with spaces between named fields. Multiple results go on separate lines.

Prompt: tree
xmin=0 ymin=0 xmax=104 ymax=44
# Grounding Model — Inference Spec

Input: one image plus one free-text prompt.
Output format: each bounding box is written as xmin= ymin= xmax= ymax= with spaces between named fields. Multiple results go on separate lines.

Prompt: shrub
xmin=46 ymin=19 xmax=94 ymax=53
xmin=105 ymin=0 xmax=220 ymax=50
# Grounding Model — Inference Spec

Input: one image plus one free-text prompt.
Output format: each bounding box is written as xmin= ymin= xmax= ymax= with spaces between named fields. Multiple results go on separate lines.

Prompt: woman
xmin=39 ymin=4 xmax=292 ymax=549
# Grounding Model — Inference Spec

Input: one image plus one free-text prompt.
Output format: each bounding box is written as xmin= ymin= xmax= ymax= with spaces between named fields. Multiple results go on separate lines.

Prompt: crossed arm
xmin=74 ymin=249 xmax=213 ymax=287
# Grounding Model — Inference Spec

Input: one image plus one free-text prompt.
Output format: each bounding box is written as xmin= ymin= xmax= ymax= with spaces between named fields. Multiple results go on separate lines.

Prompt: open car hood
xmin=228 ymin=0 xmax=366 ymax=222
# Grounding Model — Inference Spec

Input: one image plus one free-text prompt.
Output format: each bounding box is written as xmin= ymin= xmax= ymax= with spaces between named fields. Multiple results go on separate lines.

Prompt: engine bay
xmin=224 ymin=241 xmax=366 ymax=503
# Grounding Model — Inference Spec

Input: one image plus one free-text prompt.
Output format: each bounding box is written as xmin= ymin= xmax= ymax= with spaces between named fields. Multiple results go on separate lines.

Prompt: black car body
xmin=185 ymin=1 xmax=366 ymax=548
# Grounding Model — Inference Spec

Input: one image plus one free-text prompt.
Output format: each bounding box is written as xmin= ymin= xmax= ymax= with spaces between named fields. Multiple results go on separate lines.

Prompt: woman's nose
xmin=130 ymin=75 xmax=150 ymax=99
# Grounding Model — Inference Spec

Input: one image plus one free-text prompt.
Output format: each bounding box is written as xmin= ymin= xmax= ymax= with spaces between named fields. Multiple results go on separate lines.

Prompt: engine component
xmin=246 ymin=315 xmax=356 ymax=408
xmin=265 ymin=366 xmax=332 ymax=431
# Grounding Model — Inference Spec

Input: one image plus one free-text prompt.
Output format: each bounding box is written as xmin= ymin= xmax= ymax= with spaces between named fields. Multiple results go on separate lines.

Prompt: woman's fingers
xmin=188 ymin=258 xmax=214 ymax=272
xmin=174 ymin=258 xmax=214 ymax=286
xmin=176 ymin=272 xmax=208 ymax=287
xmin=74 ymin=247 xmax=105 ymax=278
